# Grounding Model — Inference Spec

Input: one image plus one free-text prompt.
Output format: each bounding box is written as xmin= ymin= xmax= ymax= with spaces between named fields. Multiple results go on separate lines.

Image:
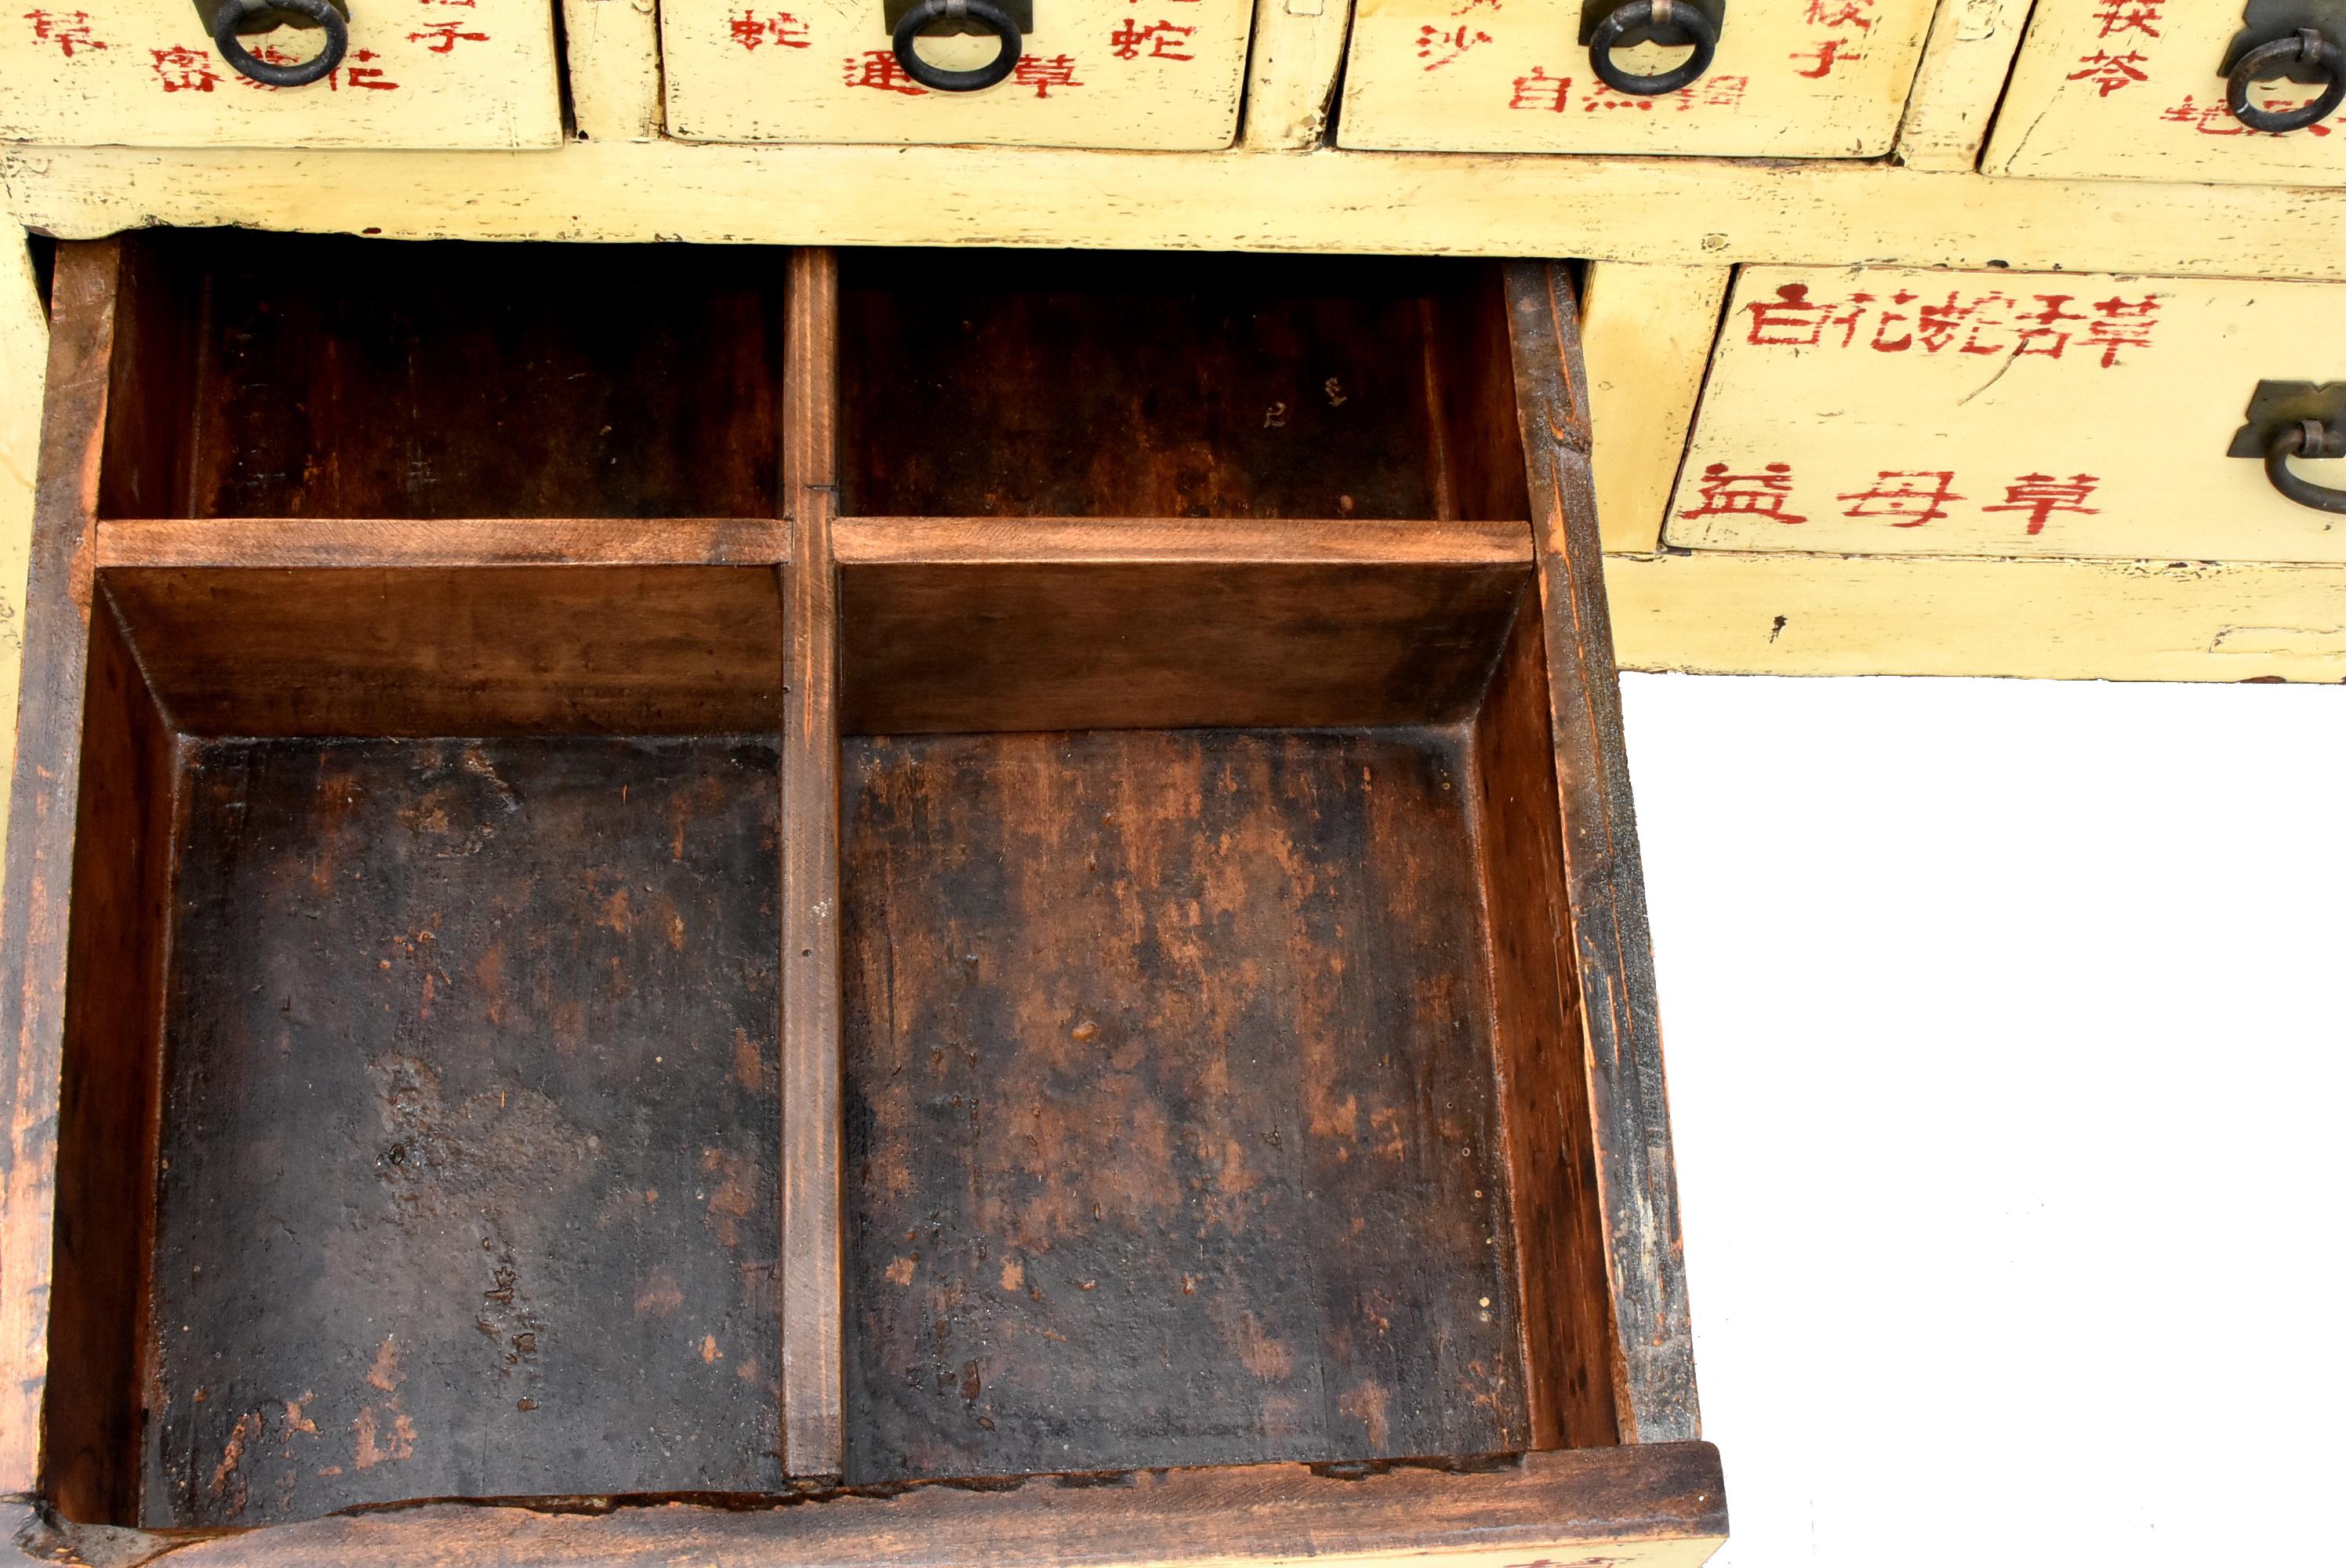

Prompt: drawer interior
xmin=835 ymin=569 xmax=1608 ymax=1484
xmin=31 ymin=234 xmax=1647 ymax=1533
xmin=837 ymin=249 xmax=1529 ymax=521
xmin=93 ymin=234 xmax=790 ymax=521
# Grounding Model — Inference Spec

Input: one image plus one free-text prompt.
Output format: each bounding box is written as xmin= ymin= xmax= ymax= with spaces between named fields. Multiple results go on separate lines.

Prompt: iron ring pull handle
xmin=893 ymin=0 xmax=1022 ymax=91
xmin=2228 ymin=27 xmax=2346 ymax=134
xmin=1588 ymin=0 xmax=1720 ymax=98
xmin=2263 ymin=419 xmax=2346 ymax=516
xmin=211 ymin=0 xmax=346 ymax=86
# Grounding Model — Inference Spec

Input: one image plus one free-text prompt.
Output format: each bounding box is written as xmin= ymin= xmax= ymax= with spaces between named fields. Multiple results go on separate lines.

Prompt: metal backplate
xmin=884 ymin=0 xmax=1034 ymax=38
xmin=2226 ymin=380 xmax=2346 ymax=458
xmin=187 ymin=0 xmax=350 ymax=35
xmin=1578 ymin=0 xmax=1727 ymax=49
xmin=2222 ymin=0 xmax=2346 ymax=82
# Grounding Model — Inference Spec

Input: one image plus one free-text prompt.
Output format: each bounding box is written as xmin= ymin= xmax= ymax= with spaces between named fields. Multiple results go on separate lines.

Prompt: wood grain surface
xmin=143 ymin=736 xmax=786 ymax=1525
xmin=839 ymin=728 xmax=1527 ymax=1483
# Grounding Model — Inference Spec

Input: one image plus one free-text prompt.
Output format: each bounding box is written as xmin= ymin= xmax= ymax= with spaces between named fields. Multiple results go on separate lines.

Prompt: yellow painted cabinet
xmin=662 ymin=0 xmax=1252 ymax=147
xmin=1984 ymin=1 xmax=2346 ymax=183
xmin=0 ymin=0 xmax=560 ymax=147
xmin=1665 ymin=266 xmax=2346 ymax=564
xmin=1337 ymin=0 xmax=1937 ymax=156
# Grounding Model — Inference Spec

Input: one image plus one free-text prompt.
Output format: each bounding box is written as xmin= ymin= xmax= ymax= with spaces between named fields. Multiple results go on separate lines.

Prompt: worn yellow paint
xmin=1604 ymin=550 xmax=2346 ymax=682
xmin=565 ymin=0 xmax=664 ymax=140
xmin=661 ymin=0 xmax=1250 ymax=147
xmin=0 ymin=0 xmax=561 ymax=149
xmin=1338 ymin=0 xmax=1936 ymax=156
xmin=1985 ymin=0 xmax=2346 ymax=183
xmin=1665 ymin=265 xmax=2346 ymax=564
xmin=0 ymin=234 xmax=41 ymax=857
xmin=1890 ymin=0 xmax=2028 ymax=171
xmin=1240 ymin=0 xmax=1349 ymax=148
xmin=9 ymin=144 xmax=2346 ymax=278
xmin=1582 ymin=260 xmax=1730 ymax=554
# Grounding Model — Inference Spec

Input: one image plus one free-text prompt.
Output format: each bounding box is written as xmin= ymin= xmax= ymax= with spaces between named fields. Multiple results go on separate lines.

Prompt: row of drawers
xmin=3 ymin=0 xmax=2344 ymax=180
xmin=1598 ymin=260 xmax=2346 ymax=564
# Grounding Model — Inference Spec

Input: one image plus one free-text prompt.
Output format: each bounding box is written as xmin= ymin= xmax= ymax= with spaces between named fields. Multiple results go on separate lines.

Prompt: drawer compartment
xmin=72 ymin=569 xmax=786 ymax=1527
xmin=1985 ymin=0 xmax=2346 ymax=184
xmin=0 ymin=0 xmax=560 ymax=148
xmin=2 ymin=234 xmax=1723 ymax=1566
xmin=1338 ymin=0 xmax=1938 ymax=157
xmin=659 ymin=0 xmax=1251 ymax=148
xmin=1667 ymin=265 xmax=2346 ymax=563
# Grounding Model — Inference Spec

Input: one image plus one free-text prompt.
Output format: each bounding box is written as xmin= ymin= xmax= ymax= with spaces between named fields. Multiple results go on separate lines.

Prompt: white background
xmin=1622 ymin=673 xmax=2345 ymax=1567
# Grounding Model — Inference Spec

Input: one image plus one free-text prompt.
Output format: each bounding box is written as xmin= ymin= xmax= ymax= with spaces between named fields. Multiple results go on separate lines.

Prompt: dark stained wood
xmin=99 ymin=564 xmax=784 ymax=737
xmin=0 ymin=238 xmax=129 ymax=1497
xmin=779 ymin=246 xmax=844 ymax=1479
xmin=111 ymin=232 xmax=790 ymax=521
xmin=44 ymin=593 xmax=181 ymax=1524
xmin=838 ymin=559 xmax=1526 ymax=735
xmin=96 ymin=517 xmax=786 ymax=571
xmin=839 ymin=729 xmax=1528 ymax=1484
xmin=837 ymin=251 xmax=1526 ymax=523
xmin=145 ymin=736 xmax=785 ymax=1526
xmin=1502 ymin=260 xmax=1700 ymax=1444
xmin=1469 ymin=593 xmax=1620 ymax=1450
xmin=833 ymin=516 xmax=1531 ymax=566
xmin=0 ymin=1443 xmax=1729 ymax=1568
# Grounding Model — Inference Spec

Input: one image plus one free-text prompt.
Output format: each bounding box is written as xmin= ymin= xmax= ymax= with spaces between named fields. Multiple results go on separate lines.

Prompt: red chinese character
xmin=2163 ymin=92 xmax=2333 ymax=136
xmin=1743 ymin=282 xmax=1868 ymax=350
xmin=1983 ymin=473 xmax=2101 ymax=536
xmin=1692 ymin=72 xmax=1749 ymax=108
xmin=1677 ymin=463 xmax=1808 ymax=525
xmin=1414 ymin=22 xmax=1489 ymax=71
xmin=1803 ymin=0 xmax=1874 ymax=28
xmin=2085 ymin=296 xmax=2159 ymax=367
xmin=148 ymin=43 xmax=220 ymax=91
xmin=1912 ymin=292 xmax=2011 ymax=356
xmin=231 ymin=37 xmax=299 ymax=85
xmin=337 ymin=45 xmax=396 ymax=88
xmin=1112 ymin=17 xmax=1195 ymax=60
xmin=24 ymin=9 xmax=107 ymax=56
xmin=2093 ymin=2 xmax=2159 ymax=38
xmin=1508 ymin=65 xmax=1569 ymax=111
xmin=842 ymin=49 xmax=926 ymax=92
xmin=2068 ymin=49 xmax=2149 ymax=96
xmin=406 ymin=20 xmax=488 ymax=51
xmin=1867 ymin=289 xmax=1919 ymax=352
xmin=1013 ymin=52 xmax=1082 ymax=96
xmin=2011 ymin=295 xmax=2083 ymax=359
xmin=730 ymin=10 xmax=810 ymax=48
xmin=1839 ymin=471 xmax=1963 ymax=528
xmin=1582 ymin=80 xmax=1661 ymax=112
xmin=1790 ymin=37 xmax=1861 ymax=78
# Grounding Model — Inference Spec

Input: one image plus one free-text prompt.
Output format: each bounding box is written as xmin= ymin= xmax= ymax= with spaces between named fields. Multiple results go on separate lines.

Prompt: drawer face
xmin=661 ymin=0 xmax=1250 ymax=147
xmin=1667 ymin=267 xmax=2346 ymax=564
xmin=1984 ymin=1 xmax=2346 ymax=183
xmin=1337 ymin=0 xmax=1936 ymax=156
xmin=0 ymin=0 xmax=561 ymax=147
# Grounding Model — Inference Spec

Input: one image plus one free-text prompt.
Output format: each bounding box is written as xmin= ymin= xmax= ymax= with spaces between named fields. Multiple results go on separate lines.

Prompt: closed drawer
xmin=661 ymin=0 xmax=1250 ymax=147
xmin=0 ymin=0 xmax=560 ymax=147
xmin=1338 ymin=0 xmax=1937 ymax=155
xmin=3 ymin=231 xmax=1720 ymax=1564
xmin=1667 ymin=265 xmax=2346 ymax=564
xmin=1984 ymin=1 xmax=2346 ymax=183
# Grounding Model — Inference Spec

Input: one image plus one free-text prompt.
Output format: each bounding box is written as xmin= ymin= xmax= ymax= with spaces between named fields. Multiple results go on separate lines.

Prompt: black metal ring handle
xmin=892 ymin=0 xmax=1021 ymax=92
xmin=1589 ymin=0 xmax=1719 ymax=97
xmin=211 ymin=0 xmax=346 ymax=86
xmin=2264 ymin=419 xmax=2346 ymax=515
xmin=2227 ymin=27 xmax=2346 ymax=134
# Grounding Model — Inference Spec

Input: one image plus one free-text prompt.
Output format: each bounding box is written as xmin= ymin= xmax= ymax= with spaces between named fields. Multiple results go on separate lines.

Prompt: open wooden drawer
xmin=0 ymin=234 xmax=1724 ymax=1565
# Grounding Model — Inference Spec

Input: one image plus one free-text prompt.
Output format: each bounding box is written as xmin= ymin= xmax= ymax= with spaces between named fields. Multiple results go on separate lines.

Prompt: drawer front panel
xmin=1667 ymin=266 xmax=2346 ymax=564
xmin=1337 ymin=0 xmax=1936 ymax=156
xmin=1 ymin=0 xmax=560 ymax=147
xmin=662 ymin=0 xmax=1250 ymax=147
xmin=1984 ymin=1 xmax=2346 ymax=183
